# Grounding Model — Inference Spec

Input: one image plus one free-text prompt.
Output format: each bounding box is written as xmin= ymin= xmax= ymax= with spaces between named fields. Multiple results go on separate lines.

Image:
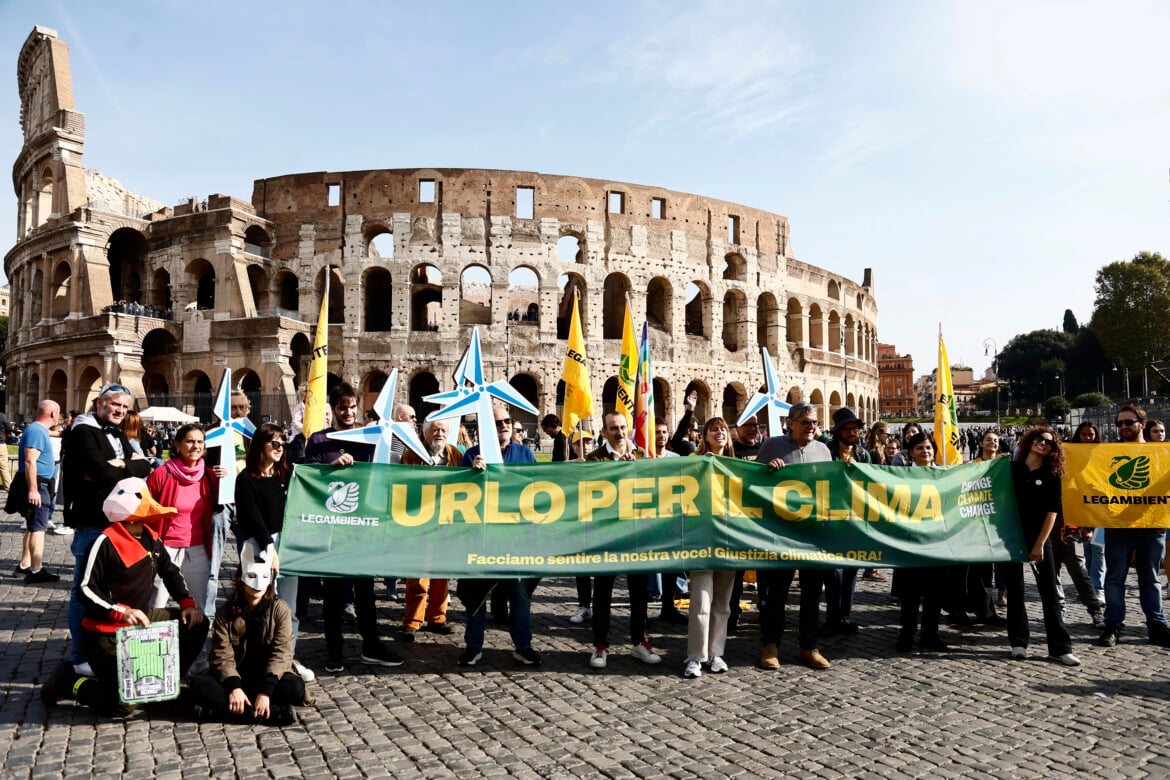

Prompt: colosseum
xmin=5 ymin=26 xmax=879 ymax=434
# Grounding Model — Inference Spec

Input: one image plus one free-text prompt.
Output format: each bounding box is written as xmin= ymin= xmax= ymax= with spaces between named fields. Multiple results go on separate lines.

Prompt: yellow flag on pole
xmin=561 ymin=289 xmax=593 ymax=434
xmin=934 ymin=327 xmax=963 ymax=466
xmin=616 ymin=296 xmax=638 ymax=428
xmin=302 ymin=276 xmax=330 ymax=441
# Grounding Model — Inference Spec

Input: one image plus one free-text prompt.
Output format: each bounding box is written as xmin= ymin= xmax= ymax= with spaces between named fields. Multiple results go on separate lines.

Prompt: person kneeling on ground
xmin=188 ymin=540 xmax=310 ymax=725
xmin=42 ymin=477 xmax=207 ymax=716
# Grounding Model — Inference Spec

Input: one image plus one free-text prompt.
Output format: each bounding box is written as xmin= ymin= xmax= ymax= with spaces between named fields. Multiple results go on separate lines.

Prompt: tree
xmin=974 ymin=386 xmax=999 ymax=412
xmin=1062 ymin=309 xmax=1079 ymax=334
xmin=1070 ymin=392 xmax=1110 ymax=409
xmin=997 ymin=329 xmax=1072 ymax=405
xmin=1043 ymin=395 xmax=1071 ymax=422
xmin=1090 ymin=252 xmax=1170 ymax=374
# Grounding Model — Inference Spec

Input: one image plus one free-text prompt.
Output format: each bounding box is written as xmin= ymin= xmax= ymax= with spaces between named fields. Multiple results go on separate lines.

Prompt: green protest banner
xmin=278 ymin=455 xmax=1024 ymax=578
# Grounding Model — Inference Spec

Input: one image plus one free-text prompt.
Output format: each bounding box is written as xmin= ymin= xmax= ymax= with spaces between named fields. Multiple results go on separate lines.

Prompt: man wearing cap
xmin=62 ymin=384 xmax=153 ymax=677
xmin=822 ymin=407 xmax=871 ymax=637
xmin=42 ymin=477 xmax=207 ymax=715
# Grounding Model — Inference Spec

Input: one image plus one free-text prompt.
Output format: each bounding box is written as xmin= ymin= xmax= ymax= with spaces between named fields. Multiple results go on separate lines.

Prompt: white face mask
xmin=240 ymin=540 xmax=273 ymax=592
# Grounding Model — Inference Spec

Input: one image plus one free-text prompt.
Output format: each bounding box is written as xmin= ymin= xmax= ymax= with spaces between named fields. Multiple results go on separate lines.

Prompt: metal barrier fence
xmin=140 ymin=392 xmax=296 ymax=426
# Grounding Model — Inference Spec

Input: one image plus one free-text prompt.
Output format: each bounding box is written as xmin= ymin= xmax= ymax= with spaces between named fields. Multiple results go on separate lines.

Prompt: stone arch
xmin=362 ymin=369 xmax=388 ymax=412
xmin=723 ymin=252 xmax=747 ymax=283
xmin=828 ymin=310 xmax=842 ymax=353
xmin=460 ymin=264 xmax=492 ymax=326
xmin=78 ymin=365 xmax=104 ymax=411
xmin=244 ymin=225 xmax=272 ymax=257
xmin=275 ymin=270 xmax=299 ymax=313
xmin=30 ymin=267 xmax=44 ymax=322
xmin=722 ymin=382 xmax=747 ymax=423
xmin=828 ymin=279 xmax=841 ymax=300
xmin=808 ymin=303 xmax=824 ymax=350
xmin=722 ymin=289 xmax=748 ymax=352
xmin=510 ymin=373 xmax=540 ymax=426
xmin=185 ymin=370 xmax=214 ymax=421
xmin=653 ymin=376 xmax=670 ymax=426
xmin=50 ymin=261 xmax=71 ymax=319
xmin=557 ymin=230 xmax=585 ymax=264
xmin=786 ymin=297 xmax=803 ymax=344
xmin=685 ymin=281 xmax=712 ymax=338
xmin=507 ymin=266 xmax=540 ymax=325
xmin=809 ymin=388 xmax=825 ymax=422
xmin=48 ymin=368 xmax=68 ymax=408
xmin=363 ymin=267 xmax=393 ymax=332
xmin=314 ymin=266 xmax=346 ymax=325
xmin=152 ymin=268 xmax=172 ymax=311
xmin=247 ymin=265 xmax=268 ymax=312
xmin=289 ymin=332 xmax=312 ymax=389
xmin=36 ymin=164 xmax=54 ymax=227
xmin=829 ymin=390 xmax=842 ymax=419
xmin=646 ymin=277 xmax=673 ymax=333
xmin=557 ymin=273 xmax=588 ymax=339
xmin=602 ymin=376 xmax=620 ymax=417
xmin=787 ymin=386 xmax=803 ymax=405
xmin=144 ymin=371 xmax=170 ymax=403
xmin=756 ymin=292 xmax=780 ymax=354
xmin=844 ymin=313 xmax=856 ymax=356
xmin=409 ymin=370 xmax=440 ymax=420
xmin=602 ymin=273 xmax=632 ymax=339
xmin=186 ymin=258 xmax=216 ymax=310
xmin=367 ymin=227 xmax=395 ymax=259
xmin=684 ymin=379 xmax=712 ymax=422
xmin=411 ymin=264 xmax=442 ymax=331
xmin=237 ymin=369 xmax=262 ymax=394
xmin=846 ymin=392 xmax=856 ymax=408
xmin=142 ymin=328 xmax=180 ymax=405
xmin=107 ymin=227 xmax=149 ymax=304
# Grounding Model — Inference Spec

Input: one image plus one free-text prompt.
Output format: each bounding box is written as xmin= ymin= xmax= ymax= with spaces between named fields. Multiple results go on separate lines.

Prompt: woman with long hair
xmin=146 ymin=423 xmax=225 ymax=614
xmin=890 ymin=423 xmax=922 ymax=466
xmin=1005 ymin=427 xmax=1079 ymax=665
xmin=1068 ymin=422 xmax=1106 ymax=605
xmin=188 ymin=542 xmax=309 ymax=725
xmin=892 ymin=432 xmax=950 ymax=652
xmin=235 ymin=422 xmax=309 ymax=675
xmin=865 ymin=422 xmax=891 ymax=465
xmin=683 ymin=417 xmax=736 ymax=678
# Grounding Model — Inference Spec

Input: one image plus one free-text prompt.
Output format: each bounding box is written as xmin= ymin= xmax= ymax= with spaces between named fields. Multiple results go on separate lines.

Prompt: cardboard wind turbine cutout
xmin=203 ymin=369 xmax=257 ymax=504
xmin=326 ymin=368 xmax=432 ymax=464
xmin=424 ymin=327 xmax=539 ymax=463
xmin=736 ymin=347 xmax=792 ymax=438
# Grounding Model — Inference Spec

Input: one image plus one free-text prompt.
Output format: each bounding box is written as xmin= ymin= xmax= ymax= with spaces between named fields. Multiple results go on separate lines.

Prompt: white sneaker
xmin=73 ymin=661 xmax=95 ymax=677
xmin=631 ymin=641 xmax=661 ymax=664
xmin=682 ymin=657 xmax=702 ymax=678
xmin=49 ymin=524 xmax=73 ymax=536
xmin=292 ymin=659 xmax=316 ymax=682
xmin=570 ymin=607 xmax=592 ymax=624
xmin=1010 ymin=646 xmax=1027 ymax=659
xmin=589 ymin=646 xmax=608 ymax=668
xmin=1051 ymin=652 xmax=1081 ymax=666
xmin=708 ymin=656 xmax=729 ymax=673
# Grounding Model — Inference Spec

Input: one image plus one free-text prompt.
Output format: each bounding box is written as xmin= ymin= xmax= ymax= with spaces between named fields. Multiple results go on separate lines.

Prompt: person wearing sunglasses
xmin=1098 ymin=406 xmax=1170 ymax=648
xmin=1004 ymin=428 xmax=1079 ymax=665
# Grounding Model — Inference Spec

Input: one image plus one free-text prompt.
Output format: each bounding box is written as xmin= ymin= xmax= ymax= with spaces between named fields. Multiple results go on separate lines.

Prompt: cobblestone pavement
xmin=3 ymin=510 xmax=1170 ymax=779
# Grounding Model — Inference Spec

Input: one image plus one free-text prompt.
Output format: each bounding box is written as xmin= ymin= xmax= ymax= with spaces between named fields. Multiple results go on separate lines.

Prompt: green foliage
xmin=997 ymin=329 xmax=1071 ymax=405
xmin=974 ymin=386 xmax=999 ymax=411
xmin=1070 ymin=392 xmax=1110 ymax=409
xmin=1062 ymin=309 xmax=1079 ymax=334
xmin=1043 ymin=395 xmax=1071 ymax=421
xmin=1090 ymin=252 xmax=1170 ymax=372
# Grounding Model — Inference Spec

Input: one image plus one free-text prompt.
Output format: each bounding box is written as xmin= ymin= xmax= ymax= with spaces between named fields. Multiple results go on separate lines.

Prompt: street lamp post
xmin=841 ymin=330 xmax=850 ymax=409
xmin=983 ymin=337 xmax=1000 ymax=428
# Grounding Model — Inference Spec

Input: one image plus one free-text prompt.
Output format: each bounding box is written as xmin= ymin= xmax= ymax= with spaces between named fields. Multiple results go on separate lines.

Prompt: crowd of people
xmin=11 ymin=381 xmax=1170 ymax=724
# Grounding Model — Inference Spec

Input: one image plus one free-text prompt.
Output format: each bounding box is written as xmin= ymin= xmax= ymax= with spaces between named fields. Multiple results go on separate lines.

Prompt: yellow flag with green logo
xmin=302 ymin=279 xmax=330 ymax=441
xmin=933 ymin=328 xmax=963 ymax=466
xmin=1064 ymin=443 xmax=1170 ymax=528
xmin=616 ymin=297 xmax=638 ymax=429
xmin=561 ymin=289 xmax=593 ymax=435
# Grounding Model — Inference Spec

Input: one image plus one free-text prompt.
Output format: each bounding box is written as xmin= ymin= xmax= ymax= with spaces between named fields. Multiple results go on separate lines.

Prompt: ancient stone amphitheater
xmin=5 ymin=27 xmax=878 ymax=433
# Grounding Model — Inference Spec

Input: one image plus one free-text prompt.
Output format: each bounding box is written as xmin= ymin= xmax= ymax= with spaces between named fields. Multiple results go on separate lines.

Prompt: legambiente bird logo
xmin=325 ymin=481 xmax=361 ymax=513
xmin=1108 ymin=455 xmax=1151 ymax=490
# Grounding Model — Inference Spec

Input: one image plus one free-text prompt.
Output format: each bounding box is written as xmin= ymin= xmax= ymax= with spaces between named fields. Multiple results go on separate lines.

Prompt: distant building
xmin=916 ymin=365 xmax=976 ymax=416
xmin=877 ymin=343 xmax=915 ymax=417
xmin=0 ymin=285 xmax=9 ymax=318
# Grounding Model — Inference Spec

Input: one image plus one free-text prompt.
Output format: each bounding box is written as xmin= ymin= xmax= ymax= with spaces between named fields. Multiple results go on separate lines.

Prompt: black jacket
xmin=63 ymin=418 xmax=151 ymax=529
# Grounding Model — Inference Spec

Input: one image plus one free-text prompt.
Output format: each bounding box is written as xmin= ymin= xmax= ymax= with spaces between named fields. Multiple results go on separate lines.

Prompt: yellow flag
xmin=1064 ymin=444 xmax=1170 ymax=528
xmin=561 ymin=289 xmax=593 ymax=434
xmin=933 ymin=328 xmax=963 ymax=466
xmin=302 ymin=283 xmax=329 ymax=441
xmin=616 ymin=297 xmax=637 ymax=428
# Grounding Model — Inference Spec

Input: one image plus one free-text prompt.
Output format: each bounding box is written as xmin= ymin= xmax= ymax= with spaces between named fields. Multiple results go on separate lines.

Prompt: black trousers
xmin=758 ymin=569 xmax=824 ymax=650
xmin=895 ymin=568 xmax=944 ymax=641
xmin=590 ymin=574 xmax=649 ymax=647
xmin=324 ymin=577 xmax=379 ymax=658
xmin=188 ymin=672 xmax=305 ymax=722
xmin=575 ymin=576 xmax=592 ymax=609
xmin=1005 ymin=540 xmax=1072 ymax=655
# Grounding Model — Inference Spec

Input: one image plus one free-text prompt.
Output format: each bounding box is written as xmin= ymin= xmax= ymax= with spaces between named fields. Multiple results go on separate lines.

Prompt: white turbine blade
xmin=327 ymin=426 xmax=384 ymax=447
xmin=229 ymin=418 xmax=256 ymax=437
xmin=213 ymin=368 xmax=232 ymax=422
xmin=423 ymin=387 xmax=468 ymax=406
xmin=372 ymin=369 xmax=400 ymax=421
xmin=466 ymin=328 xmax=486 ymax=386
xmin=737 ymin=393 xmax=769 ymax=427
xmin=486 ymin=381 xmax=539 ymax=415
xmin=475 ymin=392 xmax=503 ymax=464
xmin=389 ymin=421 xmax=433 ymax=465
xmin=426 ymin=392 xmax=481 ymax=422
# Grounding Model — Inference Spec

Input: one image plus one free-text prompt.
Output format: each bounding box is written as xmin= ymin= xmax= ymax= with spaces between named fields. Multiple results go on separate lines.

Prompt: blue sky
xmin=2 ymin=0 xmax=1168 ymax=382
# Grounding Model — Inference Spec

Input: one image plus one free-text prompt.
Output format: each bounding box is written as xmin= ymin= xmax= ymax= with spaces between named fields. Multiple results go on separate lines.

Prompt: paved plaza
xmin=2 ymin=510 xmax=1170 ymax=779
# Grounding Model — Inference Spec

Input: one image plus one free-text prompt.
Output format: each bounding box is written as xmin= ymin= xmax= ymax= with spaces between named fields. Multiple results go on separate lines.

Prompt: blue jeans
xmin=206 ymin=503 xmax=235 ymax=617
xmin=270 ymin=531 xmax=300 ymax=652
xmin=825 ymin=568 xmax=858 ymax=624
xmin=1084 ymin=533 xmax=1105 ymax=596
xmin=464 ymin=579 xmax=532 ymax=652
xmin=68 ymin=526 xmax=103 ymax=665
xmin=1103 ymin=528 xmax=1166 ymax=629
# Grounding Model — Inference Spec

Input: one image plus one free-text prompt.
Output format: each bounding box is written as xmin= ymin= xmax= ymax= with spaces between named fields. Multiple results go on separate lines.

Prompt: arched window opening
xmin=369 ymin=231 xmax=395 ymax=259
xmin=808 ymin=303 xmax=824 ymax=350
xmin=723 ymin=253 xmax=747 ymax=282
xmin=685 ymin=282 xmax=710 ymax=338
xmin=244 ymin=226 xmax=271 ymax=258
xmin=411 ymin=264 xmax=443 ymax=331
xmin=409 ymin=372 xmax=440 ymax=421
xmin=152 ymin=269 xmax=172 ymax=312
xmin=364 ymin=268 xmax=393 ymax=332
xmin=646 ymin=277 xmax=673 ymax=332
xmin=557 ymin=233 xmax=584 ymax=264
xmin=108 ymin=228 xmax=149 ymax=305
xmin=50 ymin=263 xmax=70 ymax=319
xmin=247 ymin=265 xmax=268 ymax=312
xmin=722 ymin=290 xmax=746 ymax=352
xmin=507 ymin=267 xmax=540 ymax=325
xmin=602 ymin=274 xmax=631 ymax=340
xmin=277 ymin=272 xmax=299 ymax=313
xmin=756 ymin=293 xmax=779 ymax=354
xmin=460 ymin=265 xmax=493 ymax=326
xmin=556 ymin=274 xmax=588 ymax=340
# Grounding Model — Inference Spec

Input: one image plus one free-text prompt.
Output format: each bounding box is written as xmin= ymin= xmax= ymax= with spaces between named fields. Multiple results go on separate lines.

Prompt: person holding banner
xmin=189 ymin=541 xmax=308 ymax=726
xmin=890 ymin=424 xmax=922 ymax=467
xmin=1069 ymin=422 xmax=1106 ymax=602
xmin=683 ymin=417 xmax=738 ymax=678
xmin=755 ymin=403 xmax=833 ymax=671
xmin=456 ymin=404 xmax=542 ymax=667
xmin=892 ymin=432 xmax=950 ymax=653
xmin=1004 ymin=428 xmax=1079 ymax=665
xmin=1098 ymin=406 xmax=1170 ymax=648
xmin=653 ymin=419 xmax=689 ymax=626
xmin=584 ymin=412 xmax=662 ymax=669
xmin=823 ymin=408 xmax=870 ymax=637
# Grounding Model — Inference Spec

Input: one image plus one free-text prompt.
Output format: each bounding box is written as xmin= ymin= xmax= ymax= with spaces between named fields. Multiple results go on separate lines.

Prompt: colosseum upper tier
xmin=5 ymin=26 xmax=878 ymax=431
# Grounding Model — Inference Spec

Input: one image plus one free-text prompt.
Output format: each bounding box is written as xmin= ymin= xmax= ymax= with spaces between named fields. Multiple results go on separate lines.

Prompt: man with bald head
xmin=17 ymin=399 xmax=62 ymax=584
